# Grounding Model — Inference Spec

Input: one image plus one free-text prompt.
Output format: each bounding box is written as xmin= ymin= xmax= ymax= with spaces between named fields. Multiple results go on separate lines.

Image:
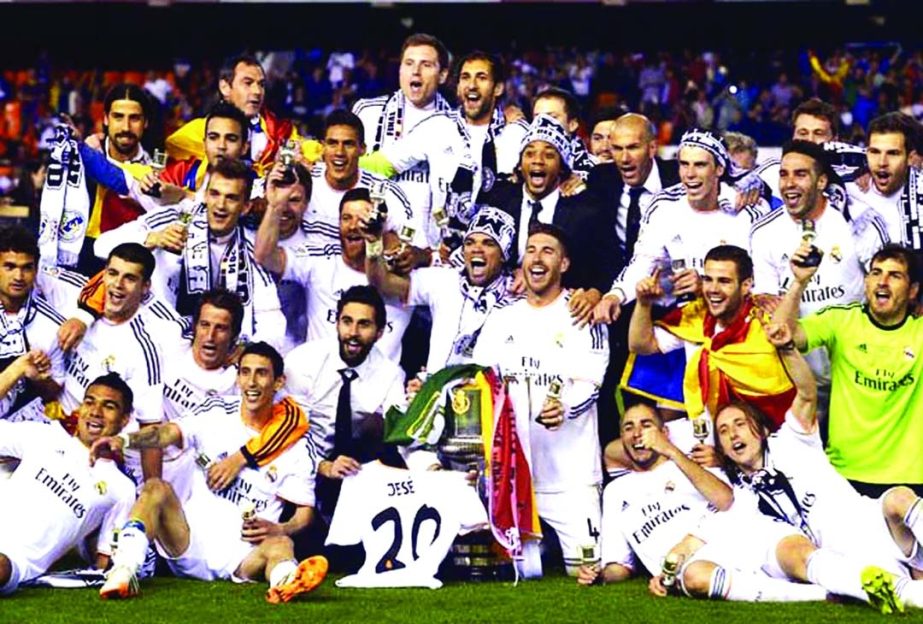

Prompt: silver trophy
xmin=692 ymin=413 xmax=711 ymax=444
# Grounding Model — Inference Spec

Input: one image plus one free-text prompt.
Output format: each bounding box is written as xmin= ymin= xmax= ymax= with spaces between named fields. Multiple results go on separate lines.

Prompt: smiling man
xmin=283 ymin=286 xmax=405 ymax=517
xmin=628 ymin=244 xmax=796 ymax=429
xmin=0 ymin=373 xmax=137 ymax=596
xmin=62 ymin=243 xmax=183 ymax=483
xmin=750 ymin=141 xmax=887 ymax=423
xmin=473 ymin=224 xmax=609 ymax=576
xmin=774 ymin=243 xmax=923 ymax=497
xmin=366 ymin=206 xmax=518 ymax=372
xmin=256 ymin=187 xmax=412 ymax=360
xmin=92 ymin=342 xmax=326 ymax=604
xmin=848 ymin=113 xmax=923 ymax=251
xmin=594 ymin=128 xmax=763 ymax=325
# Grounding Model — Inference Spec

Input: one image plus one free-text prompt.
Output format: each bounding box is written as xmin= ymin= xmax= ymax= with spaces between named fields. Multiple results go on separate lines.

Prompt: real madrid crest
xmin=102 ymin=355 xmax=116 ymax=373
xmin=664 ymin=481 xmax=676 ymax=494
xmin=830 ymin=245 xmax=842 ymax=263
xmin=905 ymin=347 xmax=916 ymax=361
xmin=267 ymin=465 xmax=278 ymax=483
xmin=95 ymin=481 xmax=108 ymax=495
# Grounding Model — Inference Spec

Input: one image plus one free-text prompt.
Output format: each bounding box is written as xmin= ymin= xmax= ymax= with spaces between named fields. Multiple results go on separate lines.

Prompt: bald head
xmin=611 ymin=113 xmax=656 ymax=144
xmin=609 ymin=113 xmax=658 ymax=187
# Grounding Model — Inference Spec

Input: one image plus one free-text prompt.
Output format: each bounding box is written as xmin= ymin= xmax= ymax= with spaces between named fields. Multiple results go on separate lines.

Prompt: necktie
xmin=333 ymin=368 xmax=358 ymax=458
xmin=624 ymin=186 xmax=645 ymax=261
xmin=528 ymin=200 xmax=543 ymax=231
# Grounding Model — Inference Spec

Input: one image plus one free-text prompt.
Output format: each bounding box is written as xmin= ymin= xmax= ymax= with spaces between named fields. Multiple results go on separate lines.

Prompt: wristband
xmin=778 ymin=340 xmax=797 ymax=352
xmin=366 ymin=238 xmax=384 ymax=259
xmin=117 ymin=432 xmax=131 ymax=450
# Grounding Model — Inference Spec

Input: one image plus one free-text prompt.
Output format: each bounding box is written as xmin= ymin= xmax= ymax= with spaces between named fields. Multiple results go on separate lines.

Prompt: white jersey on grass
xmin=610 ymin=183 xmax=760 ymax=305
xmin=473 ymin=291 xmax=608 ymax=493
xmin=0 ymin=421 xmax=135 ymax=585
xmin=281 ymin=244 xmax=411 ymax=361
xmin=601 ymin=461 xmax=723 ymax=576
xmin=326 ymin=461 xmax=487 ymax=589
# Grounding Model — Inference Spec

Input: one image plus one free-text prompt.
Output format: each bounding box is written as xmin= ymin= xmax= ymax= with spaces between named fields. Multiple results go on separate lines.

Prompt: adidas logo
xmin=858 ymin=343 xmax=868 ymax=353
xmin=505 ymin=335 xmax=514 ymax=343
xmin=621 ymin=501 xmax=630 ymax=511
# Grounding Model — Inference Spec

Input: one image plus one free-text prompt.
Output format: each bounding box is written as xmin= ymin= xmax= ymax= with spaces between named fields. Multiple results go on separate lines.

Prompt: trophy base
xmin=442 ymin=531 xmax=514 ymax=582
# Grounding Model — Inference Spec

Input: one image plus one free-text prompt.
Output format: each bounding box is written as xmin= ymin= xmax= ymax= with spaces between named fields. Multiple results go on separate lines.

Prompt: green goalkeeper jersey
xmin=801 ymin=302 xmax=923 ymax=484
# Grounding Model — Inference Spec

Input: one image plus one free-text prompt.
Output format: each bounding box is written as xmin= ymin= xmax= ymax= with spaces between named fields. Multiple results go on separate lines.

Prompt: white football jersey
xmin=354 ymin=92 xmax=447 ymax=247
xmin=63 ymin=311 xmax=183 ymax=426
xmin=302 ymin=164 xmax=415 ymax=247
xmin=611 ymin=183 xmax=760 ymax=305
xmin=176 ymin=398 xmax=318 ymax=523
xmin=281 ymin=245 xmax=411 ymax=361
xmin=734 ymin=411 xmax=880 ymax=552
xmin=326 ymin=461 xmax=487 ymax=588
xmin=0 ymin=421 xmax=135 ymax=583
xmin=473 ymin=291 xmax=608 ymax=493
xmin=847 ymin=180 xmax=917 ymax=248
xmin=750 ymin=207 xmax=884 ymax=385
xmin=601 ymin=461 xmax=722 ymax=576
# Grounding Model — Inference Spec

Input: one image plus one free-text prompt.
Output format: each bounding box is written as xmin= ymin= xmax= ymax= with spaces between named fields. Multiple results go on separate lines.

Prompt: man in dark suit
xmin=586 ymin=113 xmax=681 ymax=274
xmin=483 ymin=114 xmax=618 ymax=325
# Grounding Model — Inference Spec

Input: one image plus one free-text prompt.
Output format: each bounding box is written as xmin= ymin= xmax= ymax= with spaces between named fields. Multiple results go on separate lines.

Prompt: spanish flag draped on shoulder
xmin=621 ymin=297 xmax=795 ymax=428
xmin=384 ymin=365 xmax=541 ymax=559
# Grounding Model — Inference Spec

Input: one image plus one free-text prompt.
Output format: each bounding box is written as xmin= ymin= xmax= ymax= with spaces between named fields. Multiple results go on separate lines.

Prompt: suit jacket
xmin=586 ymin=157 xmax=681 ymax=271
xmin=482 ymin=181 xmax=618 ymax=293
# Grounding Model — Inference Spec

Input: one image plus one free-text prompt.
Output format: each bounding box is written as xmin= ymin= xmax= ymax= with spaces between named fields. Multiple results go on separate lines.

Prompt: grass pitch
xmin=4 ymin=574 xmax=922 ymax=624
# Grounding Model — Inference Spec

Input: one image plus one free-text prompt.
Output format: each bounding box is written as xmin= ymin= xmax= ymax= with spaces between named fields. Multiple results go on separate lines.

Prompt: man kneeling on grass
xmin=91 ymin=342 xmax=327 ymax=603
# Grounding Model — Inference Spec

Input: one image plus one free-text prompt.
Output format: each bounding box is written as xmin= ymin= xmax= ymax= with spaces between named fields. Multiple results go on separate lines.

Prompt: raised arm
xmin=765 ymin=321 xmax=817 ymax=433
xmin=364 ymin=229 xmax=411 ymax=302
xmin=253 ymin=163 xmax=292 ymax=276
xmin=627 ymin=267 xmax=664 ymax=355
xmin=771 ymin=240 xmax=821 ymax=350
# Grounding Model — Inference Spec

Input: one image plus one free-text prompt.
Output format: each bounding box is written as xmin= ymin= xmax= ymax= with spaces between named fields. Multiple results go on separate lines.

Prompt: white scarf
xmin=371 ymin=90 xmax=451 ymax=151
xmin=181 ymin=203 xmax=252 ymax=305
xmin=38 ymin=126 xmax=90 ymax=268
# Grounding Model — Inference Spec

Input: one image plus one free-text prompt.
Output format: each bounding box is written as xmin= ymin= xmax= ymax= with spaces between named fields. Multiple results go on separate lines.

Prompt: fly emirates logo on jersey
xmin=780 ymin=274 xmax=847 ymax=306
xmin=853 ymin=365 xmax=915 ymax=393
xmin=34 ymin=467 xmax=88 ymax=518
xmin=218 ymin=465 xmax=270 ymax=515
xmin=630 ymin=500 xmax=692 ymax=546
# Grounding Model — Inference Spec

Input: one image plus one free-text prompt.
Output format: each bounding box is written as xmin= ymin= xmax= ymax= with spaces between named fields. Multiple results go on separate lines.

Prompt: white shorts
xmin=0 ymin=553 xmax=23 ymax=595
xmin=156 ymin=492 xmax=253 ymax=581
xmin=815 ymin=494 xmax=920 ymax=575
xmin=536 ymin=486 xmax=601 ymax=574
xmin=690 ymin=510 xmax=802 ymax=579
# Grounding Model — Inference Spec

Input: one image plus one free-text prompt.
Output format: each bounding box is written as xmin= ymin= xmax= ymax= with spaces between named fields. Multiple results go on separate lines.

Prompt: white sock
xmin=716 ymin=568 xmax=827 ymax=602
xmin=113 ymin=520 xmax=149 ymax=573
xmin=269 ymin=559 xmax=298 ymax=588
xmin=897 ymin=577 xmax=923 ymax=608
xmin=904 ymin=499 xmax=923 ymax=547
xmin=806 ymin=548 xmax=867 ymax=602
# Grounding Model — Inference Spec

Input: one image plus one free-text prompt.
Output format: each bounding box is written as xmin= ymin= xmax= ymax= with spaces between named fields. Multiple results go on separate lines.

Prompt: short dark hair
xmin=792 ymin=98 xmax=838 ymax=137
xmin=589 ymin=106 xmax=627 ymax=132
xmin=401 ymin=33 xmax=450 ymax=71
xmin=533 ymin=87 xmax=581 ymax=124
xmin=194 ymin=289 xmax=244 ymax=341
xmin=526 ymin=222 xmax=570 ymax=259
xmin=103 ymin=83 xmax=151 ymax=120
xmin=205 ymin=101 xmax=249 ymax=141
xmin=454 ymin=50 xmax=505 ymax=85
xmin=868 ymin=112 xmax=916 ymax=151
xmin=239 ymin=341 xmax=284 ymax=378
xmin=0 ymin=225 xmax=39 ymax=262
xmin=620 ymin=401 xmax=663 ymax=429
xmin=109 ymin=243 xmax=155 ymax=281
xmin=713 ymin=400 xmax=773 ymax=483
xmin=323 ymin=109 xmax=365 ymax=144
xmin=782 ymin=139 xmax=831 ymax=178
xmin=207 ymin=157 xmax=253 ymax=200
xmin=704 ymin=245 xmax=753 ymax=282
xmin=337 ymin=285 xmax=387 ymax=331
xmin=870 ymin=244 xmax=922 ymax=286
xmin=219 ymin=54 xmax=263 ymax=88
xmin=87 ymin=372 xmax=134 ymax=416
xmin=339 ymin=187 xmax=371 ymax=213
